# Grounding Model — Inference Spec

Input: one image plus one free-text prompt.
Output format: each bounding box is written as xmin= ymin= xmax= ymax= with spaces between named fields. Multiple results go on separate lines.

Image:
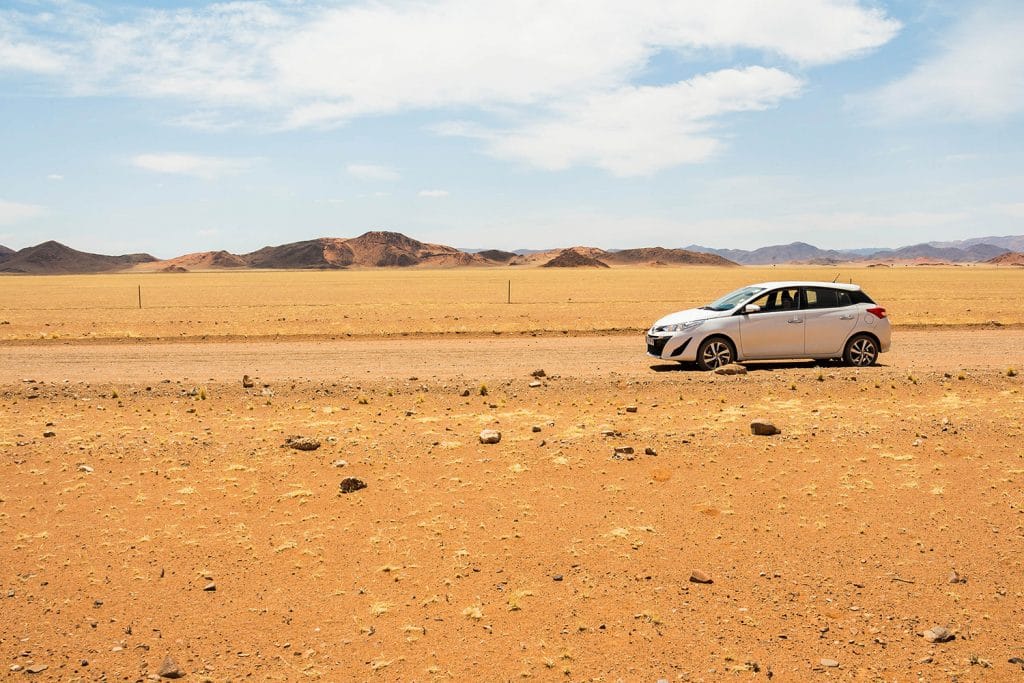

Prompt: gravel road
xmin=2 ymin=329 xmax=1020 ymax=384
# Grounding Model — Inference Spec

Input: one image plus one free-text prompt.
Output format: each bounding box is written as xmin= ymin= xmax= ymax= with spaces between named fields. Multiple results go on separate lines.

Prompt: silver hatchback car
xmin=647 ymin=281 xmax=891 ymax=370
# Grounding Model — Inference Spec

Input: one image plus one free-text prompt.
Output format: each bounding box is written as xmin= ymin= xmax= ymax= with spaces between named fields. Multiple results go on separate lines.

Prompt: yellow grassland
xmin=1 ymin=265 xmax=1022 ymax=342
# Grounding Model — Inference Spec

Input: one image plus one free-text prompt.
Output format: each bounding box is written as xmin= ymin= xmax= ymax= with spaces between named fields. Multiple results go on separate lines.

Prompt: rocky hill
xmin=604 ymin=247 xmax=736 ymax=266
xmin=687 ymin=241 xmax=852 ymax=265
xmin=541 ymin=248 xmax=610 ymax=268
xmin=987 ymin=251 xmax=1024 ymax=266
xmin=243 ymin=231 xmax=488 ymax=269
xmin=0 ymin=241 xmax=157 ymax=274
xmin=873 ymin=242 xmax=1008 ymax=263
xmin=0 ymin=244 xmax=13 ymax=261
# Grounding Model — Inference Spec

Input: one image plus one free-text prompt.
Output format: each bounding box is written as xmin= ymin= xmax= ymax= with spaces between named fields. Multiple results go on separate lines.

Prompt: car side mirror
xmin=743 ymin=304 xmax=761 ymax=314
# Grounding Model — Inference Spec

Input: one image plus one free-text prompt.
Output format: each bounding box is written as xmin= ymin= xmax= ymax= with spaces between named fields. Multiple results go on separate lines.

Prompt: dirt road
xmin=1 ymin=329 xmax=1020 ymax=383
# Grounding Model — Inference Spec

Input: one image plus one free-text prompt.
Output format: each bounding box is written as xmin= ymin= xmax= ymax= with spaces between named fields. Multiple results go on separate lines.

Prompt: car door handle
xmin=787 ymin=319 xmax=803 ymax=324
xmin=839 ymin=314 xmax=855 ymax=320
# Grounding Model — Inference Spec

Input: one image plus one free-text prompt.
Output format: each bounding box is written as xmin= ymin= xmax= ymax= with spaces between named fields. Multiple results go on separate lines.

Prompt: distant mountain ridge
xmin=2 ymin=231 xmax=1022 ymax=274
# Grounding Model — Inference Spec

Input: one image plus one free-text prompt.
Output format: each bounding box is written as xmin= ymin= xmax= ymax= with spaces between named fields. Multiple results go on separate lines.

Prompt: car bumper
xmin=646 ymin=333 xmax=695 ymax=361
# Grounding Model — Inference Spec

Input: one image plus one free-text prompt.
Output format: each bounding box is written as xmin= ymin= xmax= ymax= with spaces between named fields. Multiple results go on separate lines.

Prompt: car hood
xmin=652 ymin=307 xmax=732 ymax=329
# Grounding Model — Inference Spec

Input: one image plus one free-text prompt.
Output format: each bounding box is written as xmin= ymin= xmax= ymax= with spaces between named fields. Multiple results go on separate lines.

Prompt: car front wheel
xmin=696 ymin=337 xmax=735 ymax=371
xmin=843 ymin=334 xmax=878 ymax=367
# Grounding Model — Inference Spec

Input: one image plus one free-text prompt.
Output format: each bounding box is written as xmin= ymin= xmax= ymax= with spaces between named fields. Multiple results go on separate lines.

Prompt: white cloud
xmin=4 ymin=1 xmax=899 ymax=173
xmin=418 ymin=189 xmax=449 ymax=198
xmin=0 ymin=38 xmax=65 ymax=73
xmin=0 ymin=199 xmax=46 ymax=225
xmin=347 ymin=164 xmax=399 ymax=181
xmin=47 ymin=174 xmax=64 ymax=181
xmin=472 ymin=67 xmax=802 ymax=176
xmin=131 ymin=153 xmax=256 ymax=179
xmin=860 ymin=4 xmax=1024 ymax=122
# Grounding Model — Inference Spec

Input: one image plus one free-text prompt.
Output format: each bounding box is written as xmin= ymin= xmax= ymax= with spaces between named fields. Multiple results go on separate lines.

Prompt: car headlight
xmin=657 ymin=320 xmax=704 ymax=333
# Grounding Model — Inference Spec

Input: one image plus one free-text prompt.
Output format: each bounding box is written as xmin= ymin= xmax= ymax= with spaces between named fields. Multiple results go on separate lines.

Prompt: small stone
xmin=531 ymin=425 xmax=541 ymax=433
xmin=948 ymin=570 xmax=966 ymax=584
xmin=241 ymin=375 xmax=254 ymax=388
xmin=552 ymin=574 xmax=563 ymax=581
xmin=714 ymin=363 xmax=747 ymax=375
xmin=919 ymin=656 xmax=933 ymax=664
xmin=332 ymin=459 xmax=348 ymax=468
xmin=158 ymin=655 xmax=184 ymax=679
xmin=283 ymin=436 xmax=320 ymax=451
xmin=613 ymin=446 xmax=634 ymax=455
xmin=922 ymin=626 xmax=954 ymax=643
xmin=529 ymin=381 xmax=541 ymax=388
xmin=820 ymin=659 xmax=839 ymax=668
xmin=339 ymin=477 xmax=367 ymax=494
xmin=644 ymin=447 xmax=657 ymax=456
xmin=689 ymin=570 xmax=713 ymax=584
xmin=203 ymin=582 xmax=216 ymax=591
xmin=78 ymin=464 xmax=94 ymax=473
xmin=460 ymin=389 xmax=471 ymax=397
xmin=479 ymin=430 xmax=502 ymax=445
xmin=26 ymin=665 xmax=48 ymax=674
xmin=750 ymin=420 xmax=780 ymax=436
xmin=42 ymin=431 xmax=56 ymax=438
xmin=625 ymin=405 xmax=638 ymax=413
xmin=10 ymin=665 xmax=23 ymax=672
xmin=531 ymin=369 xmax=546 ymax=378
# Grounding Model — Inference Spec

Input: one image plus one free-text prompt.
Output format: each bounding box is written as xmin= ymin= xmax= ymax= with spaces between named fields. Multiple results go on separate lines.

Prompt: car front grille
xmin=647 ymin=336 xmax=669 ymax=356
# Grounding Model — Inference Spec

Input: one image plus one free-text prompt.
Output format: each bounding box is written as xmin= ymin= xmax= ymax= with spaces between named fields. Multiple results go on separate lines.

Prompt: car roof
xmin=748 ymin=281 xmax=862 ymax=292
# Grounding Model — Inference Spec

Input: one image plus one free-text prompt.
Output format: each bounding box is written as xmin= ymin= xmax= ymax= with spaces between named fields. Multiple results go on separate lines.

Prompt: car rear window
xmin=805 ymin=288 xmax=847 ymax=309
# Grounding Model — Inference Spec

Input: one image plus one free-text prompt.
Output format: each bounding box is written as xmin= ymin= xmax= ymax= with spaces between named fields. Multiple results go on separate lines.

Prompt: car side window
xmin=805 ymin=287 xmax=840 ymax=309
xmin=749 ymin=288 xmax=800 ymax=313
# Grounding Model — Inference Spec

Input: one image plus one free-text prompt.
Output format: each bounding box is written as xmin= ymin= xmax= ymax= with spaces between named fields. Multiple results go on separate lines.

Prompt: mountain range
xmin=0 ymin=231 xmax=1022 ymax=274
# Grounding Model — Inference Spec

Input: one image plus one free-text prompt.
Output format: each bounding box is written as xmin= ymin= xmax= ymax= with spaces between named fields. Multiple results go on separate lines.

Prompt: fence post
xmin=138 ymin=285 xmax=142 ymax=309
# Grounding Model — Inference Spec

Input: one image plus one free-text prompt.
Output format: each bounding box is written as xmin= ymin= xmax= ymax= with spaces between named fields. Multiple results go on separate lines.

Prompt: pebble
xmin=531 ymin=369 xmax=546 ymax=378
xmin=625 ymin=405 xmax=638 ymax=413
xmin=479 ymin=429 xmax=502 ymax=444
xmin=42 ymin=431 xmax=56 ymax=438
xmin=922 ymin=626 xmax=954 ymax=643
xmin=332 ymin=459 xmax=348 ymax=468
xmin=10 ymin=665 xmax=23 ymax=672
xmin=529 ymin=381 xmax=542 ymax=388
xmin=689 ymin=570 xmax=713 ymax=584
xmin=203 ymin=582 xmax=216 ymax=591
xmin=820 ymin=658 xmax=839 ymax=668
xmin=158 ymin=655 xmax=184 ymax=679
xmin=552 ymin=574 xmax=563 ymax=582
xmin=26 ymin=665 xmax=48 ymax=674
xmin=78 ymin=464 xmax=94 ymax=473
xmin=241 ymin=374 xmax=254 ymax=388
xmin=339 ymin=477 xmax=368 ymax=494
xmin=714 ymin=363 xmax=747 ymax=375
xmin=613 ymin=446 xmax=634 ymax=455
xmin=283 ymin=436 xmax=320 ymax=451
xmin=750 ymin=420 xmax=780 ymax=436
xmin=948 ymin=570 xmax=966 ymax=584
xmin=644 ymin=447 xmax=657 ymax=456
xmin=531 ymin=425 xmax=541 ymax=433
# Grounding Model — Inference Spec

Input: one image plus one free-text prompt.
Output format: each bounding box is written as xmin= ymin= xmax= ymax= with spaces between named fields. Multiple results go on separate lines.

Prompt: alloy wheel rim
xmin=850 ymin=339 xmax=876 ymax=366
xmin=704 ymin=342 xmax=731 ymax=368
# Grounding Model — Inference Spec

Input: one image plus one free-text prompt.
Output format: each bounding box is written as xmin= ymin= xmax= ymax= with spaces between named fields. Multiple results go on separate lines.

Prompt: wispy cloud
xmin=47 ymin=173 xmax=64 ymax=181
xmin=347 ymin=164 xmax=399 ymax=181
xmin=418 ymin=189 xmax=449 ymax=198
xmin=858 ymin=3 xmax=1024 ymax=122
xmin=131 ymin=153 xmax=256 ymax=179
xmin=3 ymin=1 xmax=899 ymax=174
xmin=0 ymin=198 xmax=46 ymax=224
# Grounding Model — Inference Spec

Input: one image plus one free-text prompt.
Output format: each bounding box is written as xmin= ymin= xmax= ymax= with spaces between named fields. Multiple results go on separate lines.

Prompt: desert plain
xmin=1 ymin=266 xmax=1023 ymax=682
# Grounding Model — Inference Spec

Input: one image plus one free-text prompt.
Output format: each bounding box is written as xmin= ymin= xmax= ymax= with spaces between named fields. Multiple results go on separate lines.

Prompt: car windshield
xmin=705 ymin=286 xmax=767 ymax=311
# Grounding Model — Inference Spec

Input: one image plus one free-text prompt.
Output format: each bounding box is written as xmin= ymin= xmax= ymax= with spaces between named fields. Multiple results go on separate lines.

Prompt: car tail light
xmin=866 ymin=307 xmax=887 ymax=319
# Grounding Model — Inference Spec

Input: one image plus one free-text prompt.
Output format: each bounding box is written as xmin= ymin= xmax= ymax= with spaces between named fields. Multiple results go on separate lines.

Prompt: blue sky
xmin=1 ymin=0 xmax=1023 ymax=257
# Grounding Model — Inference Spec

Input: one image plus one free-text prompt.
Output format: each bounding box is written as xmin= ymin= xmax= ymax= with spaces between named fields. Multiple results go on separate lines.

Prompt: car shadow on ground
xmin=649 ymin=360 xmax=890 ymax=373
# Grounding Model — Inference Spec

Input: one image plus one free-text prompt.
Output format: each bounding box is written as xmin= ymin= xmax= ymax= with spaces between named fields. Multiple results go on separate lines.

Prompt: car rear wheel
xmin=843 ymin=334 xmax=878 ymax=367
xmin=696 ymin=337 xmax=735 ymax=371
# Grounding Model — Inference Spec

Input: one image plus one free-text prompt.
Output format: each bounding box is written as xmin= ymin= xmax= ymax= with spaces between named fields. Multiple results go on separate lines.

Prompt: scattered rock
xmin=283 ymin=436 xmax=320 ymax=451
xmin=689 ymin=570 xmax=713 ymax=584
xmin=613 ymin=446 xmax=634 ymax=455
xmin=820 ymin=659 xmax=839 ymax=668
xmin=203 ymin=582 xmax=216 ymax=591
xmin=158 ymin=655 xmax=184 ymax=679
xmin=625 ymin=405 xmax=638 ymax=413
xmin=339 ymin=477 xmax=367 ymax=494
xmin=552 ymin=574 xmax=563 ymax=581
xmin=42 ymin=431 xmax=56 ymax=438
xmin=714 ymin=363 xmax=748 ymax=375
xmin=78 ymin=464 xmax=94 ymax=473
xmin=10 ymin=664 xmax=23 ymax=672
xmin=531 ymin=425 xmax=542 ymax=433
xmin=479 ymin=429 xmax=502 ymax=444
xmin=750 ymin=420 xmax=780 ymax=436
xmin=948 ymin=570 xmax=966 ymax=584
xmin=922 ymin=626 xmax=954 ymax=643
xmin=531 ymin=369 xmax=546 ymax=378
xmin=644 ymin=447 xmax=657 ymax=456
xmin=25 ymin=665 xmax=48 ymax=674
xmin=460 ymin=389 xmax=471 ymax=397
xmin=241 ymin=375 xmax=254 ymax=388
xmin=332 ymin=459 xmax=348 ymax=468
xmin=1009 ymin=657 xmax=1024 ymax=669
xmin=529 ymin=381 xmax=542 ymax=388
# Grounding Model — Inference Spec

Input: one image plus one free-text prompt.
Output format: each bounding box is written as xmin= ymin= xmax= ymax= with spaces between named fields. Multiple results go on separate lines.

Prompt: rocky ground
xmin=1 ymin=336 xmax=1023 ymax=681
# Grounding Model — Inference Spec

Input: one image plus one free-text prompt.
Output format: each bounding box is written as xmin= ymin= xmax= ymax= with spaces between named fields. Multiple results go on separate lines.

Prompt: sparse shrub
xmin=199 ymin=386 xmax=207 ymax=400
xmin=357 ymin=394 xmax=369 ymax=405
xmin=479 ymin=384 xmax=488 ymax=396
xmin=1008 ymin=367 xmax=1018 ymax=377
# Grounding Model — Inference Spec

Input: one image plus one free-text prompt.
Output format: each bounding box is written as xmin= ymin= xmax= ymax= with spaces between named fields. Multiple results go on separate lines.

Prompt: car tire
xmin=696 ymin=336 xmax=736 ymax=371
xmin=843 ymin=334 xmax=878 ymax=367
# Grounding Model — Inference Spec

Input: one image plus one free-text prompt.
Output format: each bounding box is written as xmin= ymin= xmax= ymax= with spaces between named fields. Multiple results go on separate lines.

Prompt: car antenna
xmin=832 ymin=273 xmax=840 ymax=283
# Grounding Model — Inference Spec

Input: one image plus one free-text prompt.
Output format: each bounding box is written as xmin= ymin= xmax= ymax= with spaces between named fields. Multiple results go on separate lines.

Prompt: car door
xmin=803 ymin=287 xmax=858 ymax=356
xmin=737 ymin=287 xmax=805 ymax=359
